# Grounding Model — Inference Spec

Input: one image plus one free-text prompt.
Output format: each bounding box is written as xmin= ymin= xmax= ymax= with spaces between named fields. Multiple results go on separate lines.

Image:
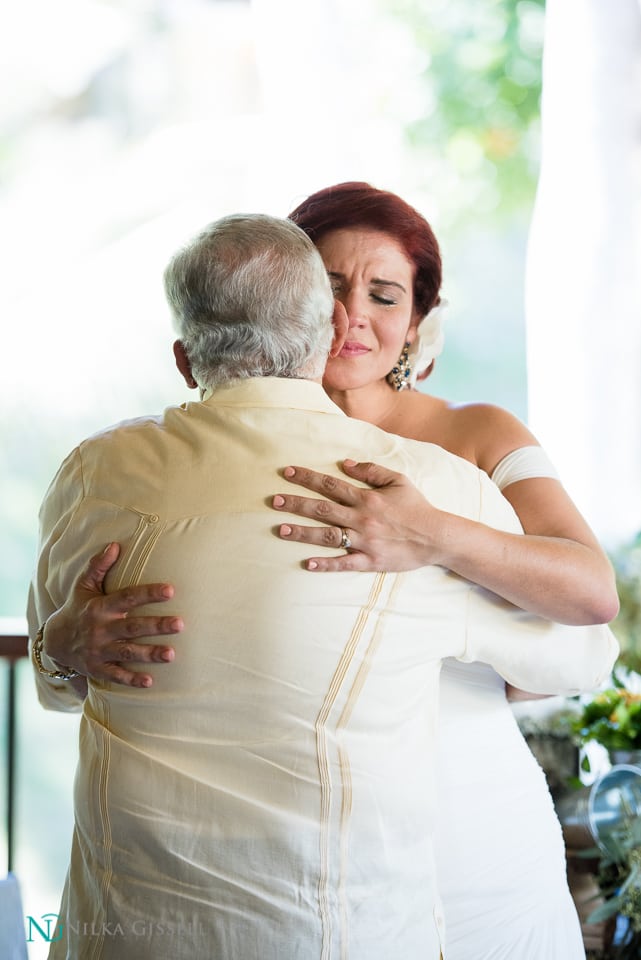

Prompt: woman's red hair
xmin=288 ymin=182 xmax=442 ymax=316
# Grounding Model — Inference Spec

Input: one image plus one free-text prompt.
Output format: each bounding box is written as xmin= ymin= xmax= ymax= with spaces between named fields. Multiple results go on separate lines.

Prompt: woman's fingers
xmin=278 ymin=522 xmax=371 ymax=572
xmin=273 ymin=460 xmax=439 ymax=574
xmin=281 ymin=466 xmax=362 ymax=505
xmin=278 ymin=522 xmax=352 ymax=549
xmin=273 ymin=492 xmax=350 ymax=526
xmin=276 ymin=461 xmax=406 ymax=520
xmin=340 ymin=459 xmax=405 ymax=488
xmin=305 ymin=553 xmax=368 ymax=572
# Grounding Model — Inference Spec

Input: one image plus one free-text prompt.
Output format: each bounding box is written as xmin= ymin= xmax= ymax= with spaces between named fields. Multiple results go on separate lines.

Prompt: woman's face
xmin=316 ymin=227 xmax=419 ymax=392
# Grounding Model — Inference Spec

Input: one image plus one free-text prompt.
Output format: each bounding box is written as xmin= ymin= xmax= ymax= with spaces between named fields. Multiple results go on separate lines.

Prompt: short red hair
xmin=288 ymin=182 xmax=442 ymax=316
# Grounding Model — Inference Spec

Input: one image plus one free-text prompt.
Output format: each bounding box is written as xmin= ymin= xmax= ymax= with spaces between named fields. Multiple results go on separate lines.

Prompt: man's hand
xmin=44 ymin=542 xmax=183 ymax=690
xmin=271 ymin=459 xmax=445 ymax=572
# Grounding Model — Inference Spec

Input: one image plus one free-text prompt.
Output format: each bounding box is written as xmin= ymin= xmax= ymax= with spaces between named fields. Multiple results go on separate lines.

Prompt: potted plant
xmin=582 ymin=808 xmax=641 ymax=959
xmin=564 ymin=531 xmax=641 ymax=956
xmin=570 ymin=531 xmax=641 ymax=768
xmin=570 ymin=680 xmax=641 ymax=768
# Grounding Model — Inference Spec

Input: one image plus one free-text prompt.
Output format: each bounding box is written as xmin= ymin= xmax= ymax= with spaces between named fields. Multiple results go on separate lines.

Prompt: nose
xmin=342 ymin=290 xmax=368 ymax=328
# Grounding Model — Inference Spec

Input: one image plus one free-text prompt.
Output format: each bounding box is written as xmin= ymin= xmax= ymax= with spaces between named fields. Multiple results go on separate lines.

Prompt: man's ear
xmin=173 ymin=340 xmax=198 ymax=389
xmin=328 ymin=301 xmax=349 ymax=359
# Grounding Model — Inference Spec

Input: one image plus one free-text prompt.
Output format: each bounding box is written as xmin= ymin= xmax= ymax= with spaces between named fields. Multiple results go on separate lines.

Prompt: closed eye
xmin=371 ymin=293 xmax=397 ymax=305
xmin=371 ymin=278 xmax=406 ymax=306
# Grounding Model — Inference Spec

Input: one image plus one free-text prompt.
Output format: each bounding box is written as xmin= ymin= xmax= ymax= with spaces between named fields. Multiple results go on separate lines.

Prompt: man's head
xmin=165 ymin=213 xmax=342 ymax=392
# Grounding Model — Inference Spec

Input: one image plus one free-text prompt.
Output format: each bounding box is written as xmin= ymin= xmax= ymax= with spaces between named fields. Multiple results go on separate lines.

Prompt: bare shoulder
xmin=425 ymin=399 xmax=539 ymax=473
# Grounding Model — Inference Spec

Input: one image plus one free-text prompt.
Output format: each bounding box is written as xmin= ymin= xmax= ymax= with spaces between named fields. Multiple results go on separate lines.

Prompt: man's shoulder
xmin=77 ymin=409 xmax=177 ymax=454
xmin=393 ymin=432 xmax=481 ymax=478
xmin=72 ymin=407 xmax=186 ymax=494
xmin=394 ymin=434 xmax=522 ymax=529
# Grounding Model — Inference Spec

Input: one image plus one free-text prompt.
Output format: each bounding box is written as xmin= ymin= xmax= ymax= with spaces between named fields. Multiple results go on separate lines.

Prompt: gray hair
xmin=163 ymin=213 xmax=335 ymax=390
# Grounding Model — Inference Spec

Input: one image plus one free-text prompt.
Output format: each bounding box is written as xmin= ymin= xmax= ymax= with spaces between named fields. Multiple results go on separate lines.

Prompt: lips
xmin=339 ymin=341 xmax=370 ymax=357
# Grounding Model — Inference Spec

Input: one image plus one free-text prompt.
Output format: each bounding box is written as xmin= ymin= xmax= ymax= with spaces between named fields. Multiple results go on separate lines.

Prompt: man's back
xmin=31 ymin=378 xmax=614 ymax=960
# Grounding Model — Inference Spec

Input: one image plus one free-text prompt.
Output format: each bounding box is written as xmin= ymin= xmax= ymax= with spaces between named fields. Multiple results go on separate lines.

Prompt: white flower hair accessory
xmin=406 ymin=298 xmax=448 ymax=386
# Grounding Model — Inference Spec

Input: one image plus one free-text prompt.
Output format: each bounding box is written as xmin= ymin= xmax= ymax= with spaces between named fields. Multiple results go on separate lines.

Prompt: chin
xmin=323 ymin=357 xmax=390 ymax=393
xmin=322 ymin=372 xmax=378 ymax=393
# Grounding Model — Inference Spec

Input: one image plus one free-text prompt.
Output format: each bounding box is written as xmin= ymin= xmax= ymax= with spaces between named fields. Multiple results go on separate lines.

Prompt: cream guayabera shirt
xmin=28 ymin=378 xmax=617 ymax=960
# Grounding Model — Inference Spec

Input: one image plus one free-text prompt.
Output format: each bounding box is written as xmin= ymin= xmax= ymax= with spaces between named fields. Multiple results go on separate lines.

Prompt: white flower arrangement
xmin=407 ymin=297 xmax=448 ymax=386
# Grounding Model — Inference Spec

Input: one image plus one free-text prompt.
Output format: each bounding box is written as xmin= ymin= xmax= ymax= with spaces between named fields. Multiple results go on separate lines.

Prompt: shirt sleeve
xmin=460 ymin=470 xmax=618 ymax=694
xmin=490 ymin=445 xmax=560 ymax=490
xmin=26 ymin=448 xmax=87 ymax=713
xmin=462 ymin=587 xmax=619 ymax=695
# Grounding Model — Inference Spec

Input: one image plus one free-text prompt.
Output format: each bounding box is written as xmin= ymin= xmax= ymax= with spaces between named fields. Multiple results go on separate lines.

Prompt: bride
xmin=272 ymin=182 xmax=617 ymax=959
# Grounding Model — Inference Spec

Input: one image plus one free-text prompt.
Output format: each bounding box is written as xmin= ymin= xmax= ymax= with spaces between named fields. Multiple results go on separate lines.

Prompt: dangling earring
xmin=386 ymin=342 xmax=412 ymax=391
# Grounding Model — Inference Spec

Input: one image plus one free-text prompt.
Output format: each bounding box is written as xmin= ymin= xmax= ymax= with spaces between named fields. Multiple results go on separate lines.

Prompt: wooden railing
xmin=1 ymin=620 xmax=28 ymax=874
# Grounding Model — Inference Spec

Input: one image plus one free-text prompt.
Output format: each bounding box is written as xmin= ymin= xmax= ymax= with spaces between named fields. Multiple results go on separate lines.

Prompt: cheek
xmin=384 ymin=318 xmax=414 ymax=353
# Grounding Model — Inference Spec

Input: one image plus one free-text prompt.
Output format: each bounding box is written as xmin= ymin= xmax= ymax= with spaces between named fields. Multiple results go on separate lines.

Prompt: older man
xmin=28 ymin=214 xmax=616 ymax=960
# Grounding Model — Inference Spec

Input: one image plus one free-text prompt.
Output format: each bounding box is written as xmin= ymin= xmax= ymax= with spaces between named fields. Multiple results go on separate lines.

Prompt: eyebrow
xmin=327 ymin=271 xmax=408 ymax=294
xmin=372 ymin=278 xmax=407 ymax=294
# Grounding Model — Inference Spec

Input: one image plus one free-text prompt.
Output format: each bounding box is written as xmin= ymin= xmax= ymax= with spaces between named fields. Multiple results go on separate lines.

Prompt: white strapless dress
xmin=434 ymin=658 xmax=585 ymax=959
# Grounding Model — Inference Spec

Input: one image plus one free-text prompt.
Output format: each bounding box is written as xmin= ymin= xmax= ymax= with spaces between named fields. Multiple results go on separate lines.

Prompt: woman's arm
xmin=271 ymin=458 xmax=619 ymax=626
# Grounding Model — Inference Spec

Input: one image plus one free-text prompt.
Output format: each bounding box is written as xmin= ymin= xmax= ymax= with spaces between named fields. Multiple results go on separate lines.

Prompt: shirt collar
xmin=199 ymin=377 xmax=347 ymax=417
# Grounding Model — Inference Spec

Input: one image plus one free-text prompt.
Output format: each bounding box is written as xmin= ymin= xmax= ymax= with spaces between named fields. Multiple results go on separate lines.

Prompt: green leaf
xmin=587 ymin=895 xmax=623 ymax=924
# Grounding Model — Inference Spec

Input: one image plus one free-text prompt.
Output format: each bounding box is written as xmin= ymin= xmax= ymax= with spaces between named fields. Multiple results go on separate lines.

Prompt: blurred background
xmin=1 ymin=0 xmax=639 ymax=955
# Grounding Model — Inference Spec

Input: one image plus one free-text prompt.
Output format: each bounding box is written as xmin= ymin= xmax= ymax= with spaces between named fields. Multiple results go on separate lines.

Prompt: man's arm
xmin=463 ymin=584 xmax=618 ymax=695
xmin=28 ymin=448 xmax=182 ymax=709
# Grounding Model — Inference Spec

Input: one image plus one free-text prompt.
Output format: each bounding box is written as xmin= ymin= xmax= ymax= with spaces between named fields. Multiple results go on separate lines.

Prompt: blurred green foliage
xmin=385 ymin=0 xmax=545 ymax=229
xmin=569 ymin=531 xmax=641 ymax=749
xmin=610 ymin=532 xmax=641 ymax=676
xmin=571 ymin=686 xmax=641 ymax=753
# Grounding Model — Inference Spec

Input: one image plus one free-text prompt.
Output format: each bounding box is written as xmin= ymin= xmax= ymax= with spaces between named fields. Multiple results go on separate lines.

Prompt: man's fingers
xmin=74 ymin=548 xmax=179 ymax=624
xmin=106 ymin=641 xmax=176 ymax=664
xmin=100 ymin=583 xmax=178 ymax=617
xmin=101 ymin=664 xmax=155 ymax=688
xmin=76 ymin=542 xmax=121 ymax=594
xmin=86 ymin=642 xmax=177 ymax=687
xmin=281 ymin=466 xmax=360 ymax=505
xmin=106 ymin=614 xmax=184 ymax=642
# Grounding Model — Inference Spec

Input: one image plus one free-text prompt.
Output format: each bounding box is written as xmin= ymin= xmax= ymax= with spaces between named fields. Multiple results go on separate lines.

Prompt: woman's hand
xmin=272 ymin=460 xmax=619 ymax=625
xmin=43 ymin=542 xmax=183 ymax=690
xmin=272 ymin=459 xmax=445 ymax=572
